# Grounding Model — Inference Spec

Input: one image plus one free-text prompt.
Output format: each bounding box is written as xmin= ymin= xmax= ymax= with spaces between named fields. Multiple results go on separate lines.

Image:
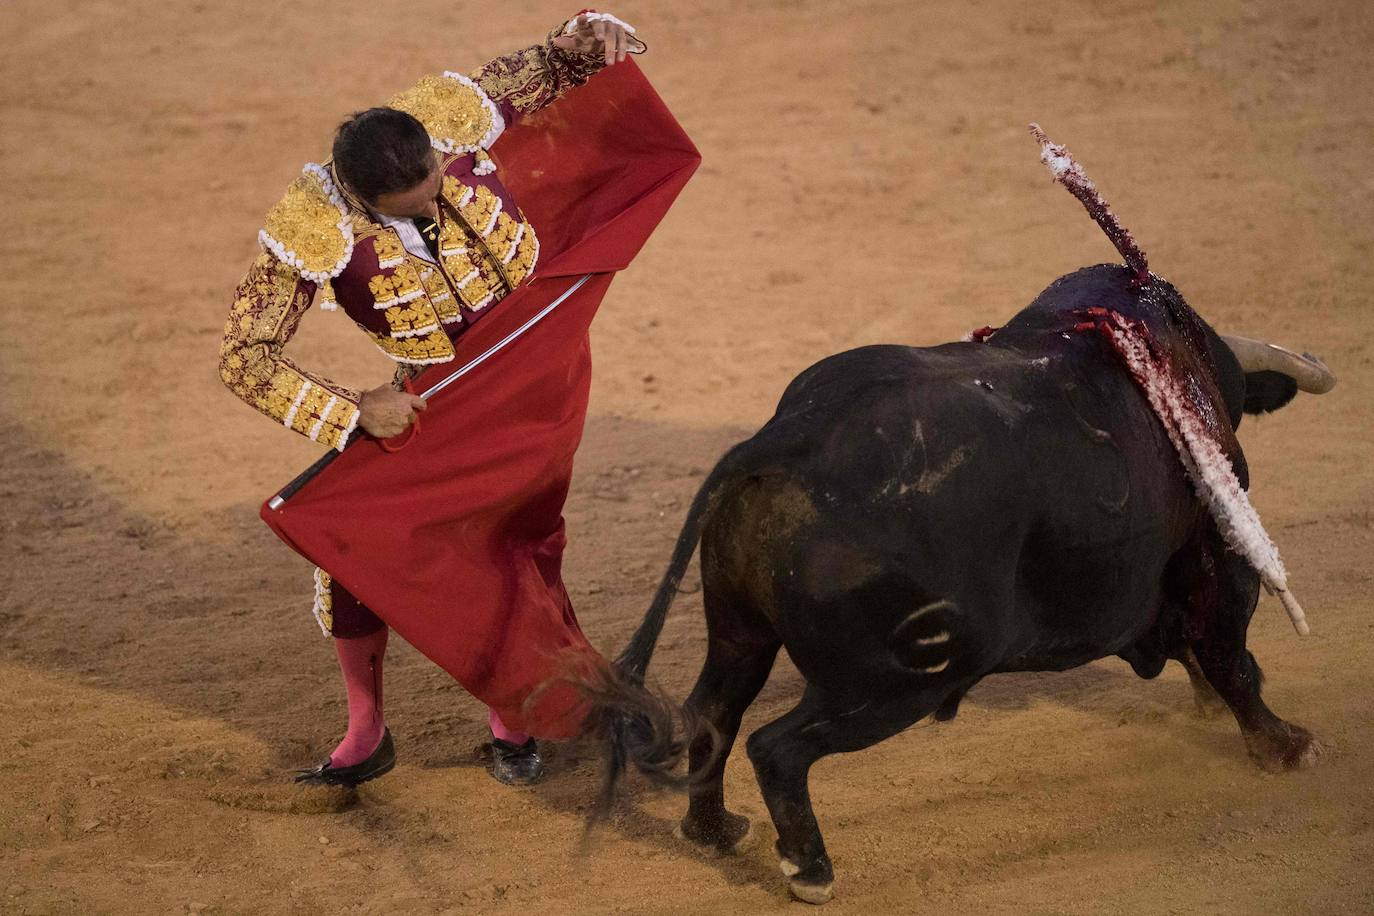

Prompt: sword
xmin=267 ymin=273 xmax=594 ymax=511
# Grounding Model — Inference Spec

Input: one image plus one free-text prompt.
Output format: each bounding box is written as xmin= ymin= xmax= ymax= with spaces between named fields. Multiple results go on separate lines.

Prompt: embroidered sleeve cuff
xmin=280 ymin=378 xmax=361 ymax=450
xmin=324 ymin=400 xmax=361 ymax=452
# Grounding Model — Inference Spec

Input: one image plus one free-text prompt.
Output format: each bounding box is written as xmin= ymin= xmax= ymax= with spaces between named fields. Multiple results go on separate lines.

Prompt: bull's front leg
xmin=1188 ymin=540 xmax=1321 ymax=771
xmin=1177 ymin=645 xmax=1230 ymax=719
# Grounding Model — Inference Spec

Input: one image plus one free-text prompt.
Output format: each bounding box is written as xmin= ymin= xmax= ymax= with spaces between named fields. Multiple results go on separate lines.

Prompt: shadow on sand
xmin=1 ymin=408 xmax=1244 ymax=896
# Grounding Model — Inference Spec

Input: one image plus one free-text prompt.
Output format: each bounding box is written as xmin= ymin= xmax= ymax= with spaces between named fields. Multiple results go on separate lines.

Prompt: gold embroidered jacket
xmin=220 ymin=22 xmax=606 ymax=451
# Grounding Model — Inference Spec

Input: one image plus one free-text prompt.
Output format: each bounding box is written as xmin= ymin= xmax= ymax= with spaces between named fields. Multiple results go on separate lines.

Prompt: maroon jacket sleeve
xmin=468 ymin=15 xmax=615 ymax=127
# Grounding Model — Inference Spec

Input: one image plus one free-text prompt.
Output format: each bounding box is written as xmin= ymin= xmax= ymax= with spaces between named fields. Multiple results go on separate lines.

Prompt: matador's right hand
xmin=552 ymin=12 xmax=638 ymax=65
xmin=359 ymin=384 xmax=427 ymax=438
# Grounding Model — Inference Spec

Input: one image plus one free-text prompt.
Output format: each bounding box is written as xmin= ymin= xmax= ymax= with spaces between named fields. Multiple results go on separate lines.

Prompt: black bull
xmin=590 ymin=262 xmax=1329 ymax=904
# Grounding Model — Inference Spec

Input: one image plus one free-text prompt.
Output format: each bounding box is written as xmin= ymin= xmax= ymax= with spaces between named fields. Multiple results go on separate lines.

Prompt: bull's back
xmin=725 ymin=340 xmax=1198 ymax=679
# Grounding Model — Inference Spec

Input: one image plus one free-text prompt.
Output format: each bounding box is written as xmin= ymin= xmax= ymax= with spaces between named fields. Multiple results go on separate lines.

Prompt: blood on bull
xmin=575 ymin=125 xmax=1337 ymax=904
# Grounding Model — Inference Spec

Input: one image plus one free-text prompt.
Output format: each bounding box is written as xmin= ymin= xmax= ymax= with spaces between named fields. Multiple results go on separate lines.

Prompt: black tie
xmin=413 ymin=215 xmax=441 ymax=260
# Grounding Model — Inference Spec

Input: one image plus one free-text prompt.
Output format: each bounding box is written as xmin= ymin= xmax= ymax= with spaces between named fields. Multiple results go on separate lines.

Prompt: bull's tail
xmin=616 ymin=444 xmax=742 ymax=682
xmin=584 ymin=440 xmax=755 ymax=820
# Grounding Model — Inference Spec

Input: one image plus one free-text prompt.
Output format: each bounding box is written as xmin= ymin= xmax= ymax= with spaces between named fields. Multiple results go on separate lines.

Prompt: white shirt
xmin=378 ymin=212 xmax=438 ymax=264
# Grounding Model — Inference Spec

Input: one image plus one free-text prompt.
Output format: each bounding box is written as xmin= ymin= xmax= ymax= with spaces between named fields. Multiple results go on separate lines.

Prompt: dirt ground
xmin=2 ymin=0 xmax=1372 ymax=912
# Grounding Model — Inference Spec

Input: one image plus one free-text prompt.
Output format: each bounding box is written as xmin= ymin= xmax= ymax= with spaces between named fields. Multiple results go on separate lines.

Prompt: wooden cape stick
xmin=267 ymin=273 xmax=594 ymax=510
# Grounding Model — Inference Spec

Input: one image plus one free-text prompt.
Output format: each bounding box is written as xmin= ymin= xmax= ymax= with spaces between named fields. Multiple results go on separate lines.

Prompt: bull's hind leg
xmin=746 ymin=686 xmax=938 ymax=905
xmin=677 ymin=588 xmax=781 ymax=853
xmin=1190 ymin=547 xmax=1320 ymax=771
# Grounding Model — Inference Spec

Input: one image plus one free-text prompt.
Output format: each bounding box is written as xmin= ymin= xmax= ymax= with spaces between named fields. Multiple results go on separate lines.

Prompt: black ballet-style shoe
xmin=294 ymin=728 xmax=396 ymax=788
xmin=486 ymin=736 xmax=544 ymax=786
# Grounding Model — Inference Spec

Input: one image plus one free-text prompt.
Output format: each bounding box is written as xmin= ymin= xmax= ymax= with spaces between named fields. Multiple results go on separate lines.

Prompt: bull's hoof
xmin=1245 ymin=722 xmax=1323 ymax=772
xmin=786 ymin=872 xmax=834 ymax=905
xmin=781 ymin=857 xmax=834 ymax=905
xmin=674 ymin=810 xmax=753 ymax=854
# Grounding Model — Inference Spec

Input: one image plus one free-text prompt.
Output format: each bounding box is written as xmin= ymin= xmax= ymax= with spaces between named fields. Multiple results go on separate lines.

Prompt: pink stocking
xmin=488 ymin=708 xmax=530 ymax=745
xmin=329 ymin=627 xmax=388 ymax=767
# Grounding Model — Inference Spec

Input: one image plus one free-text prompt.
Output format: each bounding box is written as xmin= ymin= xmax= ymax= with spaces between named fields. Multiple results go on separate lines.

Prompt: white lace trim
xmin=502 ymin=222 xmax=526 ymax=264
xmin=390 ymin=323 xmax=441 ymax=339
xmin=480 ymin=197 xmax=503 ymax=237
xmin=308 ymin=395 xmax=338 ymax=442
xmin=372 ymin=287 xmax=427 ymax=310
xmin=332 ymin=403 xmax=360 ymax=453
xmin=374 ymin=342 xmax=455 ymax=366
xmin=283 ymin=381 xmax=312 ymax=429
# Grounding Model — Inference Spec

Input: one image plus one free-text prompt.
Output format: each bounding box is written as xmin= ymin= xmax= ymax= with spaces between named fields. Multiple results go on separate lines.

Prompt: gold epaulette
xmin=390 ymin=72 xmax=505 ymax=157
xmin=258 ymin=163 xmax=355 ymax=286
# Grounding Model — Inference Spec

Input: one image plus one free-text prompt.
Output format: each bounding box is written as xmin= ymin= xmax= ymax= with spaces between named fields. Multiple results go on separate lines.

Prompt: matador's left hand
xmin=552 ymin=12 xmax=638 ymax=66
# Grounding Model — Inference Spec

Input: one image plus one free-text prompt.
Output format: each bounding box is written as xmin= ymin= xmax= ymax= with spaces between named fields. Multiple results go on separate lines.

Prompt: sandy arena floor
xmin=2 ymin=0 xmax=1372 ymax=912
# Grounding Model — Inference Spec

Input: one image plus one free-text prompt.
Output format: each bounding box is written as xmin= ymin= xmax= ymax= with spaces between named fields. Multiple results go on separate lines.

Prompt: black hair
xmin=331 ymin=107 xmax=434 ymax=203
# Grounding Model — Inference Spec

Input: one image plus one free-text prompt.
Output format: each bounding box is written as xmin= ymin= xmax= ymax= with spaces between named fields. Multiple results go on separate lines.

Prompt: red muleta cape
xmin=261 ymin=60 xmax=699 ymax=738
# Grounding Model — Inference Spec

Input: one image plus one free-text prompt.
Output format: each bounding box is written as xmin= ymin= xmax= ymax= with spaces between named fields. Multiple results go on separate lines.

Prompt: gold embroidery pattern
xmin=487 ymin=212 xmax=521 ymax=260
xmin=362 ymin=260 xmax=445 ymax=337
xmin=260 ymin=164 xmax=354 ymax=281
xmin=373 ymin=233 xmax=404 ymax=270
xmin=437 ymin=212 xmax=469 ymax=259
xmin=471 ymin=40 xmax=604 ymax=117
xmin=369 ymin=273 xmax=398 ymax=306
xmin=220 ymin=253 xmax=361 ymax=451
xmin=391 ymin=72 xmax=504 ymax=155
xmin=312 ymin=568 xmax=334 ymax=636
xmin=441 ymin=252 xmax=478 ymax=292
xmin=383 ymin=297 xmax=441 ymax=338
xmin=392 ymin=264 xmax=423 ymax=302
xmin=459 ymin=184 xmax=503 ymax=237
xmin=435 ymin=174 xmax=540 ymax=307
xmin=421 ymin=267 xmax=461 ymax=324
xmin=375 ymin=329 xmax=455 ymax=365
xmin=437 ymin=177 xmax=494 ymax=310
xmin=454 ymin=262 xmax=497 ymax=311
xmin=368 ymin=263 xmax=426 ymax=310
xmin=347 ymin=210 xmax=374 ymax=235
xmin=506 ymin=224 xmax=540 ymax=287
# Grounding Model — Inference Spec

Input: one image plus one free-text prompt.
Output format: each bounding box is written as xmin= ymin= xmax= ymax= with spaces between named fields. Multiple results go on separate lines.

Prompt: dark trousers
xmin=330 ymin=579 xmax=386 ymax=638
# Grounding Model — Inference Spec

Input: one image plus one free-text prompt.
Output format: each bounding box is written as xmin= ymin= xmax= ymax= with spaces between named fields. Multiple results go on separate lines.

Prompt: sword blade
xmin=267 ymin=273 xmax=594 ymax=510
xmin=420 ymin=272 xmax=593 ymax=399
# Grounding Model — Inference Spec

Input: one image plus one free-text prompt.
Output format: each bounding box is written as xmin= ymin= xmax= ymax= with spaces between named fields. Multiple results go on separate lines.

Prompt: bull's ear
xmin=1243 ymin=370 xmax=1299 ymax=415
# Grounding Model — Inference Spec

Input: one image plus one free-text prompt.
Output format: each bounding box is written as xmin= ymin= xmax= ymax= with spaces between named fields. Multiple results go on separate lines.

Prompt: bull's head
xmin=1028 ymin=124 xmax=1338 ymax=425
xmin=1029 ymin=125 xmax=1337 ymax=636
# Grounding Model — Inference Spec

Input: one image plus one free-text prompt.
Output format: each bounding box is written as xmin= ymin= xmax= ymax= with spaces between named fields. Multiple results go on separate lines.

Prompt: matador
xmin=219 ymin=11 xmax=643 ymax=787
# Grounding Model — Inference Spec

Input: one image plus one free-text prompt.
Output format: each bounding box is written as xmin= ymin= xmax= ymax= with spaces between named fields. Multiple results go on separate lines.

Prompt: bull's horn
xmin=1222 ymin=335 xmax=1337 ymax=394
